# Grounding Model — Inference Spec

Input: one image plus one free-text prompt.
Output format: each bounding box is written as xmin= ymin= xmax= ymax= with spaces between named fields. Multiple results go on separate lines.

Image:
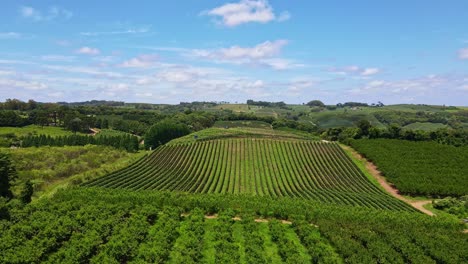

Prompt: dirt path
xmin=183 ymin=214 xmax=315 ymax=226
xmin=89 ymin=128 xmax=100 ymax=136
xmin=341 ymin=145 xmax=434 ymax=216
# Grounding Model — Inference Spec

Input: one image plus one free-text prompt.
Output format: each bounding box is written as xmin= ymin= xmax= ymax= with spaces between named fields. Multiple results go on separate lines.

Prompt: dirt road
xmin=341 ymin=145 xmax=434 ymax=216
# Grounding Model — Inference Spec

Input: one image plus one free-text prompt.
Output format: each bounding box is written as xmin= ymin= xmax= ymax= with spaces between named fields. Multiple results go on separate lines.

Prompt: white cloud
xmin=119 ymin=54 xmax=158 ymax=68
xmin=44 ymin=65 xmax=123 ymax=79
xmin=80 ymin=27 xmax=150 ymax=36
xmin=216 ymin=40 xmax=287 ymax=59
xmin=19 ymin=6 xmax=72 ymax=21
xmin=156 ymin=68 xmax=202 ymax=83
xmin=458 ymin=48 xmax=468 ymax=60
xmin=41 ymin=55 xmax=75 ymax=62
xmin=327 ymin=65 xmax=380 ymax=76
xmin=75 ymin=47 xmax=100 ymax=55
xmin=205 ymin=0 xmax=290 ymax=27
xmin=0 ymin=78 xmax=48 ymax=90
xmin=190 ymin=40 xmax=300 ymax=70
xmin=361 ymin=68 xmax=380 ymax=76
xmin=0 ymin=32 xmax=22 ymax=39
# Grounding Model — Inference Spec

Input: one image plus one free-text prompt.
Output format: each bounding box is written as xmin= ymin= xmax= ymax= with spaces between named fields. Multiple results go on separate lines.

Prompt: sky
xmin=0 ymin=0 xmax=467 ymax=105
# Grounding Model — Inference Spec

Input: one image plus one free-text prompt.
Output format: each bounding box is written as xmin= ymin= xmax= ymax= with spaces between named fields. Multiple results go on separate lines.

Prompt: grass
xmin=213 ymin=120 xmax=272 ymax=129
xmin=97 ymin=129 xmax=137 ymax=137
xmin=402 ymin=122 xmax=447 ymax=131
xmin=339 ymin=143 xmax=387 ymax=193
xmin=167 ymin=127 xmax=317 ymax=145
xmin=3 ymin=145 xmax=144 ymax=199
xmin=0 ymin=125 xmax=84 ymax=137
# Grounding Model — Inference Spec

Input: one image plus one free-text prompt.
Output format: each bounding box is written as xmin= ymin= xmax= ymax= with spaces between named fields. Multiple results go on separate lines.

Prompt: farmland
xmin=0 ymin=188 xmax=466 ymax=263
xmin=84 ymin=139 xmax=413 ymax=211
xmin=349 ymin=139 xmax=468 ymax=196
xmin=3 ymin=145 xmax=144 ymax=198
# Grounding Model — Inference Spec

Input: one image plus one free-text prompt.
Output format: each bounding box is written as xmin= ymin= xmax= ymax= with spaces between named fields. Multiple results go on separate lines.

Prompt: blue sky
xmin=0 ymin=0 xmax=467 ymax=105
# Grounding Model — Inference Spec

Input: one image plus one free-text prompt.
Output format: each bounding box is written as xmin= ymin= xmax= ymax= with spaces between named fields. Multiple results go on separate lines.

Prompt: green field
xmin=167 ymin=127 xmax=317 ymax=145
xmin=0 ymin=125 xmax=83 ymax=137
xmin=402 ymin=122 xmax=448 ymax=131
xmin=0 ymin=188 xmax=466 ymax=263
xmin=3 ymin=145 xmax=144 ymax=198
xmin=213 ymin=120 xmax=272 ymax=129
xmin=84 ymin=139 xmax=413 ymax=211
xmin=97 ymin=129 xmax=138 ymax=137
xmin=349 ymin=139 xmax=468 ymax=196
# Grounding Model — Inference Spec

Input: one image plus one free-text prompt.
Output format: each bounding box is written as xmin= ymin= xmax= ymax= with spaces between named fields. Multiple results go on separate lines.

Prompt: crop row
xmin=1 ymin=188 xmax=466 ymax=263
xmin=84 ymin=139 xmax=413 ymax=211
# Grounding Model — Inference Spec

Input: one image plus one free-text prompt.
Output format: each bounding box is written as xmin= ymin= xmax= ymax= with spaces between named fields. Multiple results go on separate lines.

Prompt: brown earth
xmin=89 ymin=128 xmax=100 ymax=136
xmin=341 ymin=145 xmax=435 ymax=216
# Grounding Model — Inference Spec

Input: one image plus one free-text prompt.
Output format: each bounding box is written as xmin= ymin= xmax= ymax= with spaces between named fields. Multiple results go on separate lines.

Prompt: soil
xmin=341 ymin=145 xmax=435 ymax=216
xmin=89 ymin=128 xmax=100 ymax=136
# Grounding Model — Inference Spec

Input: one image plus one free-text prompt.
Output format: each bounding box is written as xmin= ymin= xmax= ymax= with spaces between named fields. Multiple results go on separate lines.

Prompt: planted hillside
xmin=4 ymin=145 xmax=143 ymax=198
xmin=350 ymin=139 xmax=468 ymax=196
xmin=84 ymin=139 xmax=413 ymax=211
xmin=0 ymin=188 xmax=466 ymax=263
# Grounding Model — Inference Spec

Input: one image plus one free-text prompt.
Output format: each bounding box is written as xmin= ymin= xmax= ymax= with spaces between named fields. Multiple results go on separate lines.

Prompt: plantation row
xmin=0 ymin=188 xmax=466 ymax=263
xmin=349 ymin=139 xmax=468 ymax=196
xmin=21 ymin=134 xmax=140 ymax=152
xmin=84 ymin=139 xmax=413 ymax=211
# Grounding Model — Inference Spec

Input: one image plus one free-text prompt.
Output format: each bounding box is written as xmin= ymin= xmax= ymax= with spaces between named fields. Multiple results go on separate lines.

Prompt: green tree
xmin=0 ymin=153 xmax=17 ymax=199
xmin=306 ymin=100 xmax=325 ymax=108
xmin=70 ymin=118 xmax=83 ymax=134
xmin=144 ymin=120 xmax=190 ymax=149
xmin=356 ymin=119 xmax=371 ymax=137
xmin=20 ymin=180 xmax=34 ymax=204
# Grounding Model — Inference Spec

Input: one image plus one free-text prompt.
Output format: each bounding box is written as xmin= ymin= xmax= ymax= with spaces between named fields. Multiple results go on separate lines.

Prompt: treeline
xmin=322 ymin=120 xmax=468 ymax=146
xmin=272 ymin=119 xmax=317 ymax=132
xmin=373 ymin=110 xmax=465 ymax=127
xmin=21 ymin=134 xmax=139 ymax=152
xmin=246 ymin=99 xmax=287 ymax=108
xmin=57 ymin=100 xmax=125 ymax=107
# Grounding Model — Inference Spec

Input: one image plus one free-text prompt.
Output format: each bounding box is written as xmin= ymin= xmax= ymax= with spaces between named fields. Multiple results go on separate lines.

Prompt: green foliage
xmin=0 ymin=188 xmax=466 ymax=263
xmin=5 ymin=145 xmax=140 ymax=198
xmin=350 ymin=139 xmax=468 ymax=196
xmin=433 ymin=196 xmax=467 ymax=218
xmin=19 ymin=180 xmax=33 ymax=204
xmin=144 ymin=120 xmax=190 ymax=149
xmin=0 ymin=152 xmax=16 ymax=199
xmin=85 ymin=139 xmax=413 ymax=211
xmin=307 ymin=100 xmax=325 ymax=108
xmin=21 ymin=134 xmax=139 ymax=152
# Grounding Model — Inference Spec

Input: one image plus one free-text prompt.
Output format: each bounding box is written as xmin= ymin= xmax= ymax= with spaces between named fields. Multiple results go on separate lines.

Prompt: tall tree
xmin=20 ymin=180 xmax=33 ymax=204
xmin=0 ymin=153 xmax=17 ymax=199
xmin=145 ymin=120 xmax=190 ymax=149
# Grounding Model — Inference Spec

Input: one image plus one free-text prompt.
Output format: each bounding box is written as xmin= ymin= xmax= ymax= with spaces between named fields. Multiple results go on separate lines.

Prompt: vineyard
xmin=0 ymin=188 xmax=466 ymax=263
xmin=349 ymin=139 xmax=468 ymax=196
xmin=84 ymin=139 xmax=413 ymax=211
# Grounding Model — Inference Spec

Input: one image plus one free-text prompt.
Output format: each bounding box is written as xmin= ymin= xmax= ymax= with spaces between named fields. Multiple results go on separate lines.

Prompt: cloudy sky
xmin=0 ymin=0 xmax=467 ymax=105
